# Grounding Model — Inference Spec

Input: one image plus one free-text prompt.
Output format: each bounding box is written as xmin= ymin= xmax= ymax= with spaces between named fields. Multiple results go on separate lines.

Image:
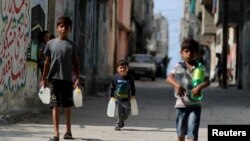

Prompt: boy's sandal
xmin=63 ymin=132 xmax=73 ymax=139
xmin=115 ymin=127 xmax=121 ymax=131
xmin=49 ymin=136 xmax=59 ymax=141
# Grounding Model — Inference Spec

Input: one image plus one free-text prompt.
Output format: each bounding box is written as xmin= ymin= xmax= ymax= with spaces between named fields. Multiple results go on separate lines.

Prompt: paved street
xmin=0 ymin=79 xmax=250 ymax=141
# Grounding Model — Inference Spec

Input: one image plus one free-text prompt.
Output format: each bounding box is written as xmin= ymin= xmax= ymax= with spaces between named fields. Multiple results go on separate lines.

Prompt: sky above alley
xmin=154 ymin=0 xmax=183 ymax=73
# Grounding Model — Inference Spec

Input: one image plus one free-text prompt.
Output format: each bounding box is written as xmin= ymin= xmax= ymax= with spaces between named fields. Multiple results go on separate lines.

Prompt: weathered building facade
xmin=74 ymin=0 xmax=115 ymax=96
xmin=130 ymin=0 xmax=154 ymax=55
xmin=181 ymin=0 xmax=250 ymax=89
xmin=149 ymin=13 xmax=169 ymax=58
xmin=116 ymin=0 xmax=132 ymax=62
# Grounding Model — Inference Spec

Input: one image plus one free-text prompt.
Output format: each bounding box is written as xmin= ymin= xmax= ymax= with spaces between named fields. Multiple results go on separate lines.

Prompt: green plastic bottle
xmin=191 ymin=63 xmax=205 ymax=101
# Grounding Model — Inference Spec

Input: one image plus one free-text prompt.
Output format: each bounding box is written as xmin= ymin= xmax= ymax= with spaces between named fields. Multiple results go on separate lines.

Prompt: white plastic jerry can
xmin=130 ymin=98 xmax=138 ymax=116
xmin=107 ymin=98 xmax=116 ymax=117
xmin=38 ymin=86 xmax=51 ymax=104
xmin=73 ymin=87 xmax=83 ymax=107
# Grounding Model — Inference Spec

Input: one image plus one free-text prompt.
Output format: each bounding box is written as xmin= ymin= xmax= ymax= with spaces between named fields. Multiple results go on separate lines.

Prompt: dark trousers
xmin=115 ymin=100 xmax=131 ymax=127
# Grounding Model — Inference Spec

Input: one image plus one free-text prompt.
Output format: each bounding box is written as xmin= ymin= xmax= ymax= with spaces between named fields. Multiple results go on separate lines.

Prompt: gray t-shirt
xmin=44 ymin=38 xmax=77 ymax=82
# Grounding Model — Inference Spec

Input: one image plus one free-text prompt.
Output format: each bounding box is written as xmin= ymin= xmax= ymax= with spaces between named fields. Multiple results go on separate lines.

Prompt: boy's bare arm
xmin=73 ymin=56 xmax=80 ymax=79
xmin=40 ymin=57 xmax=51 ymax=87
xmin=166 ymin=74 xmax=186 ymax=97
xmin=166 ymin=74 xmax=179 ymax=88
xmin=73 ymin=56 xmax=80 ymax=88
xmin=130 ymin=79 xmax=136 ymax=97
xmin=192 ymin=76 xmax=210 ymax=95
xmin=197 ymin=76 xmax=210 ymax=90
xmin=108 ymin=80 xmax=116 ymax=98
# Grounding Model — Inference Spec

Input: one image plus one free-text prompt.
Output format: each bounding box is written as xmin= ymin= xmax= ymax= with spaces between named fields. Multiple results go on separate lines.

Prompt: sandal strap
xmin=49 ymin=136 xmax=59 ymax=141
xmin=63 ymin=132 xmax=72 ymax=139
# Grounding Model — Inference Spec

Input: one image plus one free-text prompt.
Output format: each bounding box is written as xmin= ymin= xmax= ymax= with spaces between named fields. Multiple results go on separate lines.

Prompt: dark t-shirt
xmin=38 ymin=42 xmax=46 ymax=64
xmin=44 ymin=38 xmax=77 ymax=82
xmin=109 ymin=74 xmax=135 ymax=101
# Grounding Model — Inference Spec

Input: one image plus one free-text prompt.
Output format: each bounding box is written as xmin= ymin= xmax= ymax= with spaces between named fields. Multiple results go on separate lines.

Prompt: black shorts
xmin=48 ymin=79 xmax=74 ymax=108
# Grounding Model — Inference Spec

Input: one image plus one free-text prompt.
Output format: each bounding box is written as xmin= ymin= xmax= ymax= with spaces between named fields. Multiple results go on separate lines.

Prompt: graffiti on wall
xmin=0 ymin=0 xmax=30 ymax=96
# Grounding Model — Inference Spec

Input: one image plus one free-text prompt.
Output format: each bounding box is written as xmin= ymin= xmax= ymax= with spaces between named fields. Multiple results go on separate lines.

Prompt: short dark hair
xmin=216 ymin=53 xmax=221 ymax=58
xmin=181 ymin=38 xmax=199 ymax=52
xmin=56 ymin=16 xmax=72 ymax=27
xmin=39 ymin=30 xmax=49 ymax=42
xmin=116 ymin=60 xmax=128 ymax=67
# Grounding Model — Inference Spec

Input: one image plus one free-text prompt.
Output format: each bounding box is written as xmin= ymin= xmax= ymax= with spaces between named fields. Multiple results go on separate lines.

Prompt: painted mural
xmin=0 ymin=0 xmax=48 ymax=116
xmin=0 ymin=0 xmax=30 ymax=96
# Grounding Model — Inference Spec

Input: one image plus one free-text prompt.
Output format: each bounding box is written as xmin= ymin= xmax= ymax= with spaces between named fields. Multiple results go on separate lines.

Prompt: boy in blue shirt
xmin=109 ymin=60 xmax=136 ymax=131
xmin=166 ymin=38 xmax=210 ymax=141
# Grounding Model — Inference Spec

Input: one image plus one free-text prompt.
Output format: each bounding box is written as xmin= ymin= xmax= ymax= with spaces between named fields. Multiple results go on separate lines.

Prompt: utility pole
xmin=222 ymin=0 xmax=228 ymax=88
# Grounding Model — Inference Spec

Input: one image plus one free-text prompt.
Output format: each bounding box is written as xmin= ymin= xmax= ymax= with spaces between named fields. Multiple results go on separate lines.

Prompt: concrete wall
xmin=107 ymin=0 xmax=116 ymax=76
xmin=97 ymin=1 xmax=111 ymax=79
xmin=96 ymin=0 xmax=114 ymax=92
xmin=117 ymin=31 xmax=128 ymax=61
xmin=227 ymin=27 xmax=237 ymax=83
xmin=74 ymin=0 xmax=114 ymax=95
xmin=242 ymin=0 xmax=250 ymax=89
xmin=116 ymin=0 xmax=131 ymax=61
xmin=54 ymin=0 xmax=75 ymax=40
xmin=117 ymin=0 xmax=131 ymax=30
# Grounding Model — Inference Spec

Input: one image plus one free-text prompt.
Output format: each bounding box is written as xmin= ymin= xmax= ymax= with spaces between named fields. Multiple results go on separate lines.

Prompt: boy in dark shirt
xmin=109 ymin=60 xmax=136 ymax=130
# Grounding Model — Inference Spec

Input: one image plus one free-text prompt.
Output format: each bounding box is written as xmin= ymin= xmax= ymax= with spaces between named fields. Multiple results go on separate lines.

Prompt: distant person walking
xmin=166 ymin=38 xmax=210 ymax=141
xmin=215 ymin=53 xmax=222 ymax=86
xmin=40 ymin=16 xmax=80 ymax=141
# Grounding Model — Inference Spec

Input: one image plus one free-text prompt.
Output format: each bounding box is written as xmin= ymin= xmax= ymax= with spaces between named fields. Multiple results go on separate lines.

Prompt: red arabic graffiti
xmin=0 ymin=0 xmax=30 ymax=96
